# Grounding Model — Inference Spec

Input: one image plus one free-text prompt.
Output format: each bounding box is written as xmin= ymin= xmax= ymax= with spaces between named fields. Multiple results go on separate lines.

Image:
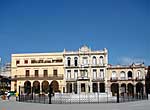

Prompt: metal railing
xmin=12 ymin=74 xmax=64 ymax=80
xmin=17 ymin=92 xmax=148 ymax=104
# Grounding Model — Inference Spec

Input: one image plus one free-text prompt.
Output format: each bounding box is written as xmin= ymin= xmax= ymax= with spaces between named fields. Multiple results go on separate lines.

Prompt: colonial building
xmin=11 ymin=52 xmax=64 ymax=93
xmin=11 ymin=45 xmax=147 ymax=96
xmin=63 ymin=45 xmax=108 ymax=94
xmin=107 ymin=63 xmax=146 ymax=96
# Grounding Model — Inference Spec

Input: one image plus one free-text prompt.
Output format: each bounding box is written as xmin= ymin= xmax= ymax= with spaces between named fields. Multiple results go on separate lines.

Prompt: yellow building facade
xmin=11 ymin=53 xmax=64 ymax=93
xmin=11 ymin=46 xmax=147 ymax=96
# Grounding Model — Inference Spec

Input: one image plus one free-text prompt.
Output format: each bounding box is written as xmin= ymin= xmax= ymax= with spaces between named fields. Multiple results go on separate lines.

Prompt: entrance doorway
xmin=81 ymin=83 xmax=85 ymax=92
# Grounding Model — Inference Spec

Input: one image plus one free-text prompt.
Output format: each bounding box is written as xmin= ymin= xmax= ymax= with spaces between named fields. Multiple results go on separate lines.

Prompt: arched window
xmin=137 ymin=70 xmax=141 ymax=78
xmin=92 ymin=56 xmax=97 ymax=65
xmin=67 ymin=57 xmax=71 ymax=66
xmin=74 ymin=57 xmax=78 ymax=66
xmin=100 ymin=56 xmax=103 ymax=65
xmin=128 ymin=71 xmax=132 ymax=79
xmin=112 ymin=71 xmax=117 ymax=80
xmin=120 ymin=71 xmax=126 ymax=80
xmin=74 ymin=70 xmax=78 ymax=79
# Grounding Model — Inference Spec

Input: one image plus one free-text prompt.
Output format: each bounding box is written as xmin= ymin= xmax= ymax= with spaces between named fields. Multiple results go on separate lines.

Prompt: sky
xmin=0 ymin=0 xmax=149 ymax=66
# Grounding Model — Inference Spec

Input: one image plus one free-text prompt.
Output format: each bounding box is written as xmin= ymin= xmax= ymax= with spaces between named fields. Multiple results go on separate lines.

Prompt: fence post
xmin=49 ymin=85 xmax=53 ymax=104
xmin=31 ymin=87 xmax=33 ymax=100
xmin=19 ymin=86 xmax=20 ymax=102
xmin=146 ymin=84 xmax=149 ymax=100
xmin=117 ymin=85 xmax=119 ymax=103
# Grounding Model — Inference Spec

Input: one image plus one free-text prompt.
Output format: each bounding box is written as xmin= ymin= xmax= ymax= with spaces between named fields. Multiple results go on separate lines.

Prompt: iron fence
xmin=17 ymin=92 xmax=148 ymax=104
xmin=17 ymin=85 xmax=148 ymax=104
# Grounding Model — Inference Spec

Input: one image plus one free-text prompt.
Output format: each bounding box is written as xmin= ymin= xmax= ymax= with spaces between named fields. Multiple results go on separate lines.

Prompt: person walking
xmin=7 ymin=92 xmax=10 ymax=100
xmin=15 ymin=92 xmax=19 ymax=101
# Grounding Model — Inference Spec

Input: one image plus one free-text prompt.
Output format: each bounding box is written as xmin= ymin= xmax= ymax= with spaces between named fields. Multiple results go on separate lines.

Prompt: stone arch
xmin=127 ymin=83 xmax=134 ymax=96
xmin=111 ymin=83 xmax=119 ymax=96
xmin=50 ymin=80 xmax=59 ymax=92
xmin=42 ymin=80 xmax=49 ymax=93
xmin=24 ymin=81 xmax=31 ymax=94
xmin=121 ymin=83 xmax=126 ymax=93
xmin=33 ymin=81 xmax=40 ymax=94
xmin=136 ymin=82 xmax=144 ymax=94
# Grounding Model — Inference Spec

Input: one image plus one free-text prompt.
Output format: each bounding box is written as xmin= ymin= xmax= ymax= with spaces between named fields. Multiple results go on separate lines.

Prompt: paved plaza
xmin=0 ymin=96 xmax=150 ymax=110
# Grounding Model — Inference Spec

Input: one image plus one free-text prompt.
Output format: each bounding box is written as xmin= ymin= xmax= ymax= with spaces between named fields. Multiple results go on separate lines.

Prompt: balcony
xmin=119 ymin=77 xmax=127 ymax=81
xmin=92 ymin=77 xmax=105 ymax=82
xmin=65 ymin=64 xmax=79 ymax=68
xmin=110 ymin=77 xmax=118 ymax=82
xmin=12 ymin=74 xmax=64 ymax=80
xmin=91 ymin=64 xmax=106 ymax=67
xmin=77 ymin=76 xmax=90 ymax=81
xmin=127 ymin=77 xmax=134 ymax=81
xmin=135 ymin=77 xmax=145 ymax=81
xmin=66 ymin=78 xmax=77 ymax=82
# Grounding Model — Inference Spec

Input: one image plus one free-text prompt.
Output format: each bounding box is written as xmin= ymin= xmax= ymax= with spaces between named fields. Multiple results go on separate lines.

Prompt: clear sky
xmin=0 ymin=0 xmax=149 ymax=66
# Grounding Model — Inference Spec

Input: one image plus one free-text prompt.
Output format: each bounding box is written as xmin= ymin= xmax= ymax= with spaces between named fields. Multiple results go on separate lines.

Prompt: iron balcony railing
xmin=92 ymin=77 xmax=105 ymax=82
xmin=110 ymin=77 xmax=118 ymax=82
xmin=135 ymin=77 xmax=145 ymax=81
xmin=12 ymin=74 xmax=64 ymax=80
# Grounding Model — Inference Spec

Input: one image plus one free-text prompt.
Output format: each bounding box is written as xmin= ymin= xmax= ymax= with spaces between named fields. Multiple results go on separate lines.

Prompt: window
xmin=100 ymin=56 xmax=103 ymax=65
xmin=99 ymin=83 xmax=105 ymax=93
xmin=74 ymin=57 xmax=78 ymax=66
xmin=31 ymin=60 xmax=37 ymax=63
xmin=25 ymin=70 xmax=30 ymax=77
xmin=92 ymin=83 xmax=98 ymax=92
xmin=137 ymin=71 xmax=141 ymax=78
xmin=16 ymin=60 xmax=20 ymax=65
xmin=24 ymin=60 xmax=28 ymax=64
xmin=53 ymin=70 xmax=57 ymax=76
xmin=92 ymin=56 xmax=97 ymax=65
xmin=74 ymin=70 xmax=78 ymax=79
xmin=120 ymin=71 xmax=126 ymax=80
xmin=128 ymin=71 xmax=132 ymax=78
xmin=100 ymin=69 xmax=104 ymax=79
xmin=81 ymin=69 xmax=88 ymax=78
xmin=83 ymin=57 xmax=88 ymax=65
xmin=38 ymin=60 xmax=43 ymax=63
xmin=67 ymin=57 xmax=71 ymax=66
xmin=43 ymin=70 xmax=48 ymax=77
xmin=112 ymin=71 xmax=117 ymax=80
xmin=81 ymin=83 xmax=86 ymax=92
xmin=66 ymin=83 xmax=72 ymax=93
xmin=67 ymin=70 xmax=71 ymax=79
xmin=35 ymin=70 xmax=39 ymax=77
xmin=93 ymin=69 xmax=97 ymax=79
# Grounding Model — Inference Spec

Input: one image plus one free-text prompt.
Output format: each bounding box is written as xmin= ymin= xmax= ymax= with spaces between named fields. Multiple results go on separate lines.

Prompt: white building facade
xmin=63 ymin=45 xmax=108 ymax=94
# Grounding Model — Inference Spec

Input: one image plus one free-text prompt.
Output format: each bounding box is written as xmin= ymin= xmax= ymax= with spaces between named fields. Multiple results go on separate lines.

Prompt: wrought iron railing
xmin=12 ymin=74 xmax=64 ymax=80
